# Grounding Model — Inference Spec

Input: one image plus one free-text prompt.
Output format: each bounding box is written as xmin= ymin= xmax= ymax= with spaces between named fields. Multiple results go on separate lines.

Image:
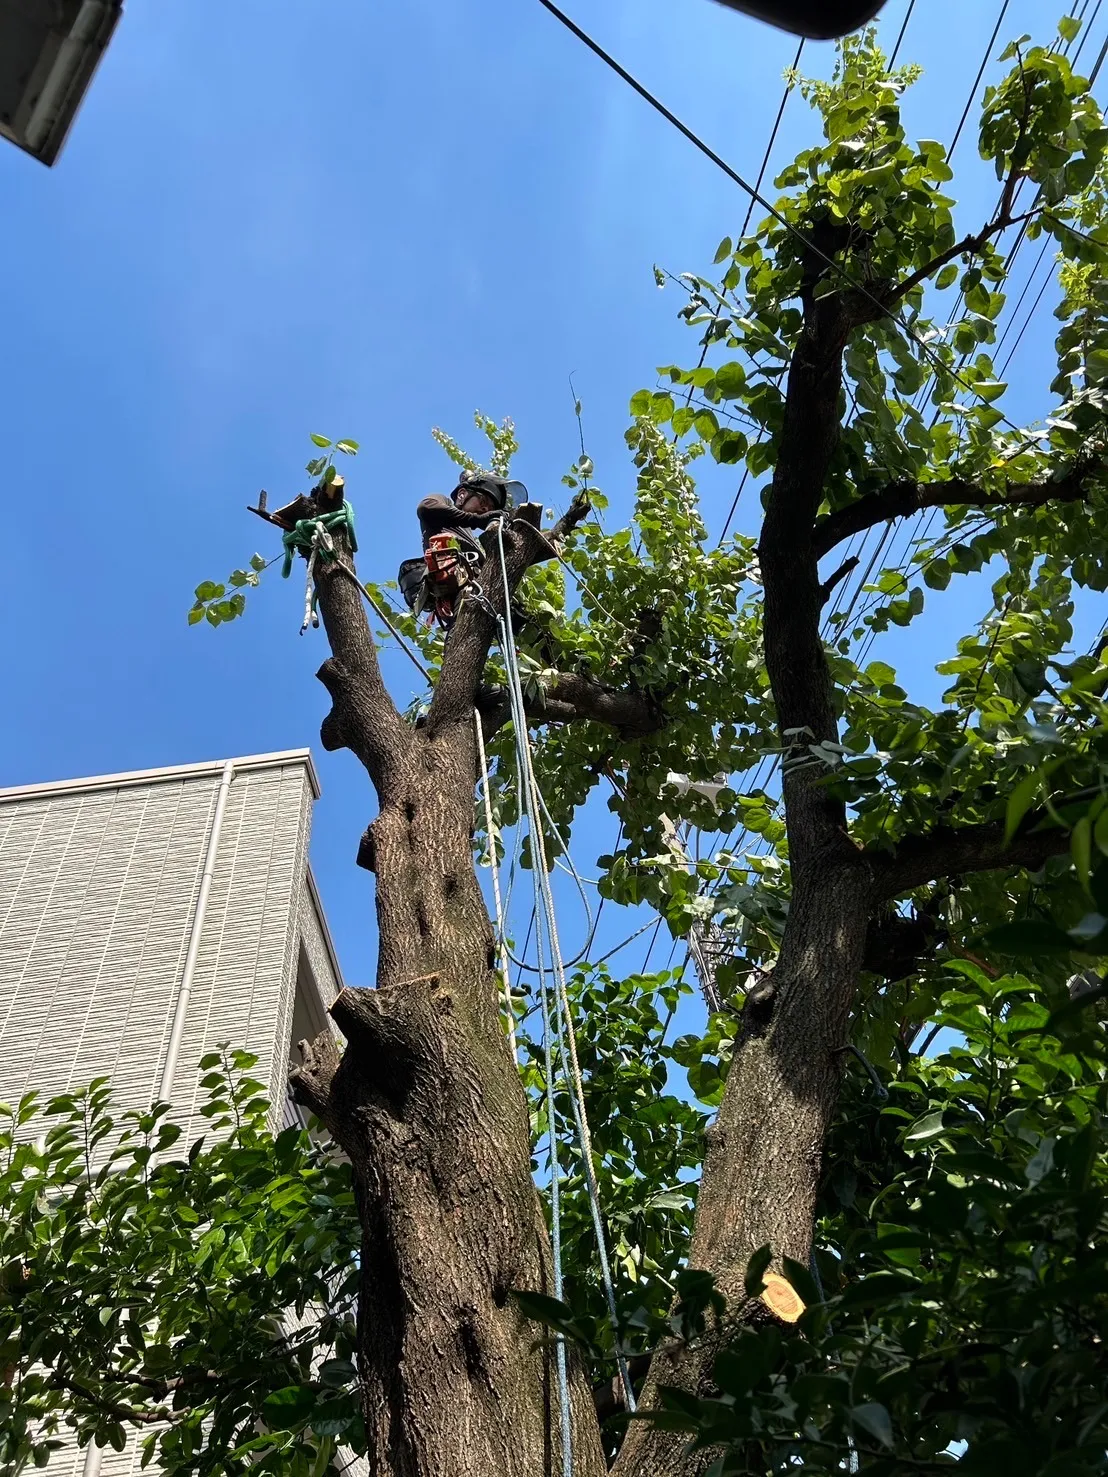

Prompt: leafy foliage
xmin=635 ymin=965 xmax=1108 ymax=1476
xmin=0 ymin=1053 xmax=361 ymax=1476
xmin=162 ymin=16 xmax=1108 ymax=1473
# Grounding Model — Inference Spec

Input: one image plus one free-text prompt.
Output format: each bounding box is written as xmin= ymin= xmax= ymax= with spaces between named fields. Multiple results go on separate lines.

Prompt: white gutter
xmin=24 ymin=1 xmax=110 ymax=155
xmin=157 ymin=761 xmax=236 ymax=1103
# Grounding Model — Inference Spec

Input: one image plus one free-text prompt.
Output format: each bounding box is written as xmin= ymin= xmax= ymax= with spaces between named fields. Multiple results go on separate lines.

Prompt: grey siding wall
xmin=0 ymin=757 xmax=314 ymax=1137
xmin=0 ymin=752 xmax=348 ymax=1476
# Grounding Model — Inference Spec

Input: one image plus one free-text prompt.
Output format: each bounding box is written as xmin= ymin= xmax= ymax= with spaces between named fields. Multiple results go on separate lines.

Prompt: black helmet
xmin=452 ymin=472 xmax=527 ymax=511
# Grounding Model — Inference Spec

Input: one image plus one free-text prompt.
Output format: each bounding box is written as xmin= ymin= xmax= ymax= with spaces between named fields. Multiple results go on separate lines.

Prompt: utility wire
xmin=534 ymin=0 xmax=1032 ymax=439
xmin=887 ymin=0 xmax=917 ymax=69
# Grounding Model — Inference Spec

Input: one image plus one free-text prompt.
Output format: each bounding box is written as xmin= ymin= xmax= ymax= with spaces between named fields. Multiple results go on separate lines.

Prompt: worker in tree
xmin=399 ymin=472 xmax=524 ymax=629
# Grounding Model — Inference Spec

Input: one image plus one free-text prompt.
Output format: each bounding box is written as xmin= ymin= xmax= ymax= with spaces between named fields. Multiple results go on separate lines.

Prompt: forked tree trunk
xmin=285 ymin=256 xmax=1068 ymax=1475
xmin=291 ymin=513 xmax=607 ymax=1477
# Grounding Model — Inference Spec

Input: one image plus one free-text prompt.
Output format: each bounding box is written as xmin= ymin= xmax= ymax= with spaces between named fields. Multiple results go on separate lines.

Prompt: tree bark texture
xmin=284 ymin=298 xmax=1079 ymax=1475
xmin=611 ymin=283 xmax=873 ymax=1477
xmin=292 ymin=507 xmax=606 ymax=1477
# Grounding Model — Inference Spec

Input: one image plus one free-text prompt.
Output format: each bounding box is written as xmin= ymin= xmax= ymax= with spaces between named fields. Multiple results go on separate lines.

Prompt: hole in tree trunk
xmin=405 ymin=801 xmax=417 ymax=822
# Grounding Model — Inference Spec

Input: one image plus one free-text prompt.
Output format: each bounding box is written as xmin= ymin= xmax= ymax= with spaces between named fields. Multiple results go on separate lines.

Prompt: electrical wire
xmin=534 ymin=0 xmax=1033 ymax=440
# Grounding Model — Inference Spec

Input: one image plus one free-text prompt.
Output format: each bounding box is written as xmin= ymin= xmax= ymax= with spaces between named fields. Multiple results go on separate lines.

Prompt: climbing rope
xmin=474 ymin=708 xmax=520 ymax=1065
xmin=495 ymin=522 xmax=637 ymax=1423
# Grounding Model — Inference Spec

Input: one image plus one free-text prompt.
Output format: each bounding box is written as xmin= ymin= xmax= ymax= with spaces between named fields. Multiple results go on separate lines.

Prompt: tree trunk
xmin=614 ymin=272 xmax=871 ymax=1477
xmin=291 ymin=522 xmax=606 ymax=1477
xmin=613 ymin=861 xmax=872 ymax=1477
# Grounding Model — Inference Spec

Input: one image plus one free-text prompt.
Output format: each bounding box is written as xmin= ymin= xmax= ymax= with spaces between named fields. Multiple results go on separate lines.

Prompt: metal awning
xmin=710 ymin=0 xmax=888 ymax=39
xmin=0 ymin=0 xmax=123 ymax=166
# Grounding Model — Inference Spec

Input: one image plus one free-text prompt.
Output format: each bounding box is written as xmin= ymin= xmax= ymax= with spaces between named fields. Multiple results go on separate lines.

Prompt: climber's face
xmin=458 ymin=489 xmax=496 ymax=515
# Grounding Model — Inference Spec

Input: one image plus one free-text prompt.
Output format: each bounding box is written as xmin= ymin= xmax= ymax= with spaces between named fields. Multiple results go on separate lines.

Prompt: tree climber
xmin=399 ymin=472 xmax=525 ymax=629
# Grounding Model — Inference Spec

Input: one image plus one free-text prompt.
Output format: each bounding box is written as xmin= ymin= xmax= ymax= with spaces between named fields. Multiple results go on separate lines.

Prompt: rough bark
xmin=614 ymin=272 xmax=869 ymax=1477
xmin=291 ymin=495 xmax=607 ymax=1477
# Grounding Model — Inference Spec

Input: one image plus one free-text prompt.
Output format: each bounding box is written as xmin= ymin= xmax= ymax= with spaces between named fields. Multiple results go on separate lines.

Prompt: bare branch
xmin=871 ymin=816 xmax=1071 ymax=898
xmin=288 ymin=1032 xmax=341 ymax=1125
xmin=476 ymin=672 xmax=667 ymax=741
xmin=278 ymin=483 xmax=410 ymax=794
xmin=549 ymin=494 xmax=592 ymax=543
xmin=813 ymin=460 xmax=1104 ymax=559
xmin=48 ymin=1372 xmax=185 ymax=1427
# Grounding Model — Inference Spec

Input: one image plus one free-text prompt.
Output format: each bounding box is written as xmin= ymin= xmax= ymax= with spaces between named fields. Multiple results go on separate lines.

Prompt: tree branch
xmin=288 ymin=1032 xmax=342 ymax=1126
xmin=871 ymin=816 xmax=1071 ymax=898
xmin=884 ymin=207 xmax=1039 ymax=311
xmin=49 ymin=1372 xmax=184 ymax=1427
xmin=478 ymin=672 xmax=667 ymax=740
xmin=279 ymin=482 xmax=410 ymax=795
xmin=813 ymin=459 xmax=1104 ymax=559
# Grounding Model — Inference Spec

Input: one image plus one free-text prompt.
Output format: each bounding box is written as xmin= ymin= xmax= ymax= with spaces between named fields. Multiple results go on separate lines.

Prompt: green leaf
xmin=1059 ymin=13 xmax=1081 ymax=42
xmin=935 ymin=263 xmax=958 ymax=290
xmin=1073 ymin=814 xmax=1093 ymax=892
xmin=780 ymin=1254 xmax=821 ymax=1307
xmin=263 ymin=1385 xmax=317 ymax=1428
xmin=986 ymin=919 xmax=1075 ymax=955
xmin=713 ymin=362 xmax=746 ymax=399
xmin=851 ymin=1402 xmax=894 ymax=1448
xmin=335 ymin=439 xmax=360 ymax=455
xmin=713 ymin=236 xmax=733 ymax=264
xmin=309 ymin=433 xmax=332 ymax=448
xmin=249 ymin=553 xmax=267 ymax=572
xmin=1026 ymin=1135 xmax=1056 ymax=1185
xmin=905 ymin=1110 xmax=946 ymax=1142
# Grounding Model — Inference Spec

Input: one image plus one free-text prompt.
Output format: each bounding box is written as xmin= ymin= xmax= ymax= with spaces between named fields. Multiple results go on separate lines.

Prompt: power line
xmin=887 ymin=0 xmax=917 ymax=69
xmin=946 ymin=0 xmax=1010 ymax=161
xmin=534 ymin=0 xmax=1031 ymax=440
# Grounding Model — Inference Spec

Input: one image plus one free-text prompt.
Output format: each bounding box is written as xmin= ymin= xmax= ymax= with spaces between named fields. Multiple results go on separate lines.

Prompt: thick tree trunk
xmin=291 ymin=532 xmax=607 ymax=1477
xmin=614 ymin=281 xmax=870 ymax=1477
xmin=613 ymin=861 xmax=871 ymax=1477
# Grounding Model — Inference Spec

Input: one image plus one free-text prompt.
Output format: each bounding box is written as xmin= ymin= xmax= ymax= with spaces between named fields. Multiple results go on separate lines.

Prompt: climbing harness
xmin=279 ymin=502 xmax=358 ymax=635
xmin=493 ymin=522 xmax=637 ymax=1446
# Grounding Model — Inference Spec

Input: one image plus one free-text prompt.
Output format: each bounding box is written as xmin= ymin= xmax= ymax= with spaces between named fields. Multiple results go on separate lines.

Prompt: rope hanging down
xmin=493 ymin=523 xmax=638 ymax=1433
xmin=474 ymin=708 xmax=520 ymax=1065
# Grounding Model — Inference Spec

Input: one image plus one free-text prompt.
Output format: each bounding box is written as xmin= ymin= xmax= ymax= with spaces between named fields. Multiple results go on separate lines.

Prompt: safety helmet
xmin=452 ymin=472 xmax=527 ymax=511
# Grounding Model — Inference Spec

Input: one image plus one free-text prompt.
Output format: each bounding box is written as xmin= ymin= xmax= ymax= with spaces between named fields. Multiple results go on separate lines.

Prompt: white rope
xmin=495 ymin=523 xmax=637 ymax=1416
xmin=473 ymin=708 xmax=519 ymax=1065
xmin=300 ymin=523 xmax=333 ymax=634
xmin=494 ymin=578 xmax=574 ymax=1472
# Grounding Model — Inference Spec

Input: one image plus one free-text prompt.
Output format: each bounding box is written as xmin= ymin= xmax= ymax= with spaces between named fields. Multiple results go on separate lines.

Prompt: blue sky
xmin=0 ymin=0 xmax=1099 ymax=992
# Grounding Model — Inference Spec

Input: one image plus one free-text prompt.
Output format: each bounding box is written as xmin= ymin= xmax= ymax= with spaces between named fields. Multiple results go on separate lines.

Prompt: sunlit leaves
xmin=0 ymin=1058 xmax=360 ymax=1475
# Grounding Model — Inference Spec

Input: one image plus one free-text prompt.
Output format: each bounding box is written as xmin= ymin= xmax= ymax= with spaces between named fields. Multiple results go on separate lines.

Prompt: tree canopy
xmin=5 ymin=19 xmax=1108 ymax=1477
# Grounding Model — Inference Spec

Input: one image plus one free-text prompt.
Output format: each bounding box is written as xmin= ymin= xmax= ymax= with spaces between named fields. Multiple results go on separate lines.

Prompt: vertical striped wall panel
xmin=0 ymin=753 xmax=335 ymax=1477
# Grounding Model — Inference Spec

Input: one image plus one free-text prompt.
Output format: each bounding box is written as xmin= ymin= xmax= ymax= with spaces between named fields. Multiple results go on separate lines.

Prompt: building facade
xmin=0 ymin=748 xmax=349 ymax=1474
